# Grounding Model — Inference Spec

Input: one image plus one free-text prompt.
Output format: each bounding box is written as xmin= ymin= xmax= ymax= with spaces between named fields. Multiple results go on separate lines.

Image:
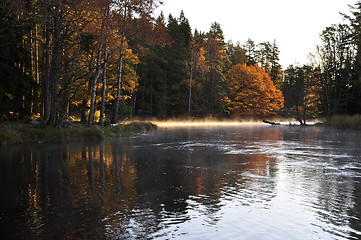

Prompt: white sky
xmin=156 ymin=0 xmax=357 ymax=68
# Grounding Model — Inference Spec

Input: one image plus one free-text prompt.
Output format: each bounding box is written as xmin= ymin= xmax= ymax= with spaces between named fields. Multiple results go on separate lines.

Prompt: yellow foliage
xmin=227 ymin=64 xmax=284 ymax=117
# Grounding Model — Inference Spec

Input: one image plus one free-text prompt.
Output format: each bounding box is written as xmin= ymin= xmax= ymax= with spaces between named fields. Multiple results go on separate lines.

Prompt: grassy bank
xmin=0 ymin=121 xmax=157 ymax=145
xmin=324 ymin=115 xmax=361 ymax=130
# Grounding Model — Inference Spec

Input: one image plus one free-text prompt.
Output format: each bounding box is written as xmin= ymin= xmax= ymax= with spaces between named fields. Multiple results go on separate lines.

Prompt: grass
xmin=324 ymin=115 xmax=361 ymax=130
xmin=102 ymin=122 xmax=157 ymax=138
xmin=0 ymin=121 xmax=157 ymax=145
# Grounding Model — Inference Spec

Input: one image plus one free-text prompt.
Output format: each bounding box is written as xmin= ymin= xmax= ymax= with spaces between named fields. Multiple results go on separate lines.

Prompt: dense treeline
xmin=1 ymin=0 xmax=361 ymax=126
xmin=282 ymin=2 xmax=361 ymax=123
xmin=135 ymin=18 xmax=284 ymax=119
xmin=1 ymin=0 xmax=164 ymax=127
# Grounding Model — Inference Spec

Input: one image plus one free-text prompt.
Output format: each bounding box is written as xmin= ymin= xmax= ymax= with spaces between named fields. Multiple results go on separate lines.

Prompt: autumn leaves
xmin=226 ymin=64 xmax=284 ymax=117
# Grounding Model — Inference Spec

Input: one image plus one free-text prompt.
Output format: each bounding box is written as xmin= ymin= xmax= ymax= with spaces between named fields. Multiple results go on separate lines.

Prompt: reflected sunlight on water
xmin=153 ymin=120 xmax=261 ymax=127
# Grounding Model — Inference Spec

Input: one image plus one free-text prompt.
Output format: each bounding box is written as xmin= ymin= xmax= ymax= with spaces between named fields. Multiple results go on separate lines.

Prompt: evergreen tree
xmin=164 ymin=13 xmax=192 ymax=117
xmin=135 ymin=13 xmax=169 ymax=117
xmin=243 ymin=38 xmax=257 ymax=66
xmin=269 ymin=40 xmax=283 ymax=87
xmin=204 ymin=22 xmax=229 ymax=116
xmin=226 ymin=41 xmax=247 ymax=67
xmin=188 ymin=30 xmax=208 ymax=117
xmin=256 ymin=41 xmax=273 ymax=72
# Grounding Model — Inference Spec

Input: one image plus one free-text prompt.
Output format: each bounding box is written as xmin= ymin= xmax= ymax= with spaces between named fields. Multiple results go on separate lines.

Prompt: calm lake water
xmin=1 ymin=125 xmax=361 ymax=240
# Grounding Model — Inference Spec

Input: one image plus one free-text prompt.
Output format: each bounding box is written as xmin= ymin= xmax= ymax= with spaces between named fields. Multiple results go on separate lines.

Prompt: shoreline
xmin=0 ymin=121 xmax=157 ymax=145
xmin=1 ymin=115 xmax=360 ymax=145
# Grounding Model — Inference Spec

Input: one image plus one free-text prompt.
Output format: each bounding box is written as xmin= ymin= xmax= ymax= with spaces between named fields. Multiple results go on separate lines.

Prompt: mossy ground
xmin=0 ymin=121 xmax=157 ymax=145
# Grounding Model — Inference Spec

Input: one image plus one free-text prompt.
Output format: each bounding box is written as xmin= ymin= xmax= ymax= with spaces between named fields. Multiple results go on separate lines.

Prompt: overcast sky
xmin=156 ymin=0 xmax=356 ymax=68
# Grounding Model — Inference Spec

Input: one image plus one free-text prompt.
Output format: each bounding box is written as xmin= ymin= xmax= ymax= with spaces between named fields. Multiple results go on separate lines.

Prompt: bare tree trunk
xmin=81 ymin=98 xmax=87 ymax=123
xmin=87 ymin=49 xmax=102 ymax=127
xmin=48 ymin=45 xmax=61 ymax=126
xmin=35 ymin=26 xmax=41 ymax=115
xmin=295 ymin=97 xmax=303 ymax=125
xmin=150 ymin=76 xmax=153 ymax=114
xmin=188 ymin=62 xmax=193 ymax=118
xmin=112 ymin=51 xmax=123 ymax=124
xmin=48 ymin=6 xmax=63 ymax=127
xmin=88 ymin=5 xmax=111 ymax=126
xmin=302 ymin=103 xmax=307 ymax=125
xmin=43 ymin=24 xmax=51 ymax=122
xmin=131 ymin=93 xmax=136 ymax=117
xmin=99 ymin=6 xmax=110 ymax=126
xmin=99 ymin=47 xmax=108 ymax=126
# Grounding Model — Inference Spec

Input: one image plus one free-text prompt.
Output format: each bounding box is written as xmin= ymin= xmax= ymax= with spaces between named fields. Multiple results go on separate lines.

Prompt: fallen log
xmin=263 ymin=120 xmax=281 ymax=125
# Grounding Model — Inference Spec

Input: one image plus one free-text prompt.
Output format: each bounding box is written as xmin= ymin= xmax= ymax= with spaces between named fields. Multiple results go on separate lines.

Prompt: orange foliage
xmin=226 ymin=64 xmax=284 ymax=117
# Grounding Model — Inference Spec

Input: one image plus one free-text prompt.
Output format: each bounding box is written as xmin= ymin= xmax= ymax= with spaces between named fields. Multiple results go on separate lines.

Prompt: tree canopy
xmin=226 ymin=64 xmax=284 ymax=117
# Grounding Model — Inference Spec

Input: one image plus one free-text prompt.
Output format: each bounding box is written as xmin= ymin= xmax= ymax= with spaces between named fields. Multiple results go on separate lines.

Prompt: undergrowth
xmin=0 ymin=121 xmax=157 ymax=145
xmin=324 ymin=115 xmax=361 ymax=130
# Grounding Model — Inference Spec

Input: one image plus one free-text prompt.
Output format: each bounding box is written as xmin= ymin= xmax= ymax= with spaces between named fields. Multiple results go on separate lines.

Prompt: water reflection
xmin=0 ymin=126 xmax=361 ymax=239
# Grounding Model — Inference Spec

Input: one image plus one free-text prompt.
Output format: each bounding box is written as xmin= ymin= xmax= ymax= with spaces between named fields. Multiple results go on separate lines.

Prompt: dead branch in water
xmin=263 ymin=120 xmax=281 ymax=125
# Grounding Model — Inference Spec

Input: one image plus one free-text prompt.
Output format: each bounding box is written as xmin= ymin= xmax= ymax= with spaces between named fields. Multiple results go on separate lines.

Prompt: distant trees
xmin=314 ymin=24 xmax=355 ymax=116
xmin=280 ymin=2 xmax=361 ymax=122
xmin=282 ymin=65 xmax=322 ymax=124
xmin=134 ymin=11 xmax=191 ymax=117
xmin=292 ymin=5 xmax=360 ymax=119
xmin=134 ymin=15 xmax=285 ymax=119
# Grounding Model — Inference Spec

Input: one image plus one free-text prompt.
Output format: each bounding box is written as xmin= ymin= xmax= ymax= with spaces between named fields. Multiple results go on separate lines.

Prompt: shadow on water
xmin=0 ymin=125 xmax=361 ymax=239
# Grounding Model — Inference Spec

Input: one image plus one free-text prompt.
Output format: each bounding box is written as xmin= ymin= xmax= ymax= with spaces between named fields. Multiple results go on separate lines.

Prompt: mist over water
xmin=1 ymin=125 xmax=361 ymax=239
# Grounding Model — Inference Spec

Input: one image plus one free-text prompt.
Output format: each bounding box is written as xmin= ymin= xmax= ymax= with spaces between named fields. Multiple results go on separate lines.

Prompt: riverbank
xmin=0 ymin=121 xmax=157 ymax=145
xmin=323 ymin=115 xmax=361 ymax=130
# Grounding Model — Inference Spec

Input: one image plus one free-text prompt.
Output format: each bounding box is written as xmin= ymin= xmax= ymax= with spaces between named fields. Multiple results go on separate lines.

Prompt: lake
xmin=1 ymin=124 xmax=361 ymax=239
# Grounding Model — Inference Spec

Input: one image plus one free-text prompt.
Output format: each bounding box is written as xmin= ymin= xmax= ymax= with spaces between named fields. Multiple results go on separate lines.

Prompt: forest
xmin=1 ymin=0 xmax=361 ymax=127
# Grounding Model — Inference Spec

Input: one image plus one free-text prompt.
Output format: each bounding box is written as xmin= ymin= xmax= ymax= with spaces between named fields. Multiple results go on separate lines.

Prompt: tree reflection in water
xmin=0 ymin=126 xmax=361 ymax=239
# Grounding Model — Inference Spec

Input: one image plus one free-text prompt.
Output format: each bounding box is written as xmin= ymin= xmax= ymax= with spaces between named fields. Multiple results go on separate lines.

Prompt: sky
xmin=156 ymin=0 xmax=356 ymax=68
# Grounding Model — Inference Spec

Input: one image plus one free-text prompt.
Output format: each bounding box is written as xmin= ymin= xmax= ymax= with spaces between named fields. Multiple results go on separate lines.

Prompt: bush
xmin=0 ymin=132 xmax=21 ymax=144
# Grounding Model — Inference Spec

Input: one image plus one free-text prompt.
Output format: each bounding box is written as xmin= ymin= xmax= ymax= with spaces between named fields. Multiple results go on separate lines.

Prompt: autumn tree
xmin=110 ymin=0 xmax=160 ymax=123
xmin=86 ymin=0 xmax=112 ymax=126
xmin=225 ymin=64 xmax=284 ymax=117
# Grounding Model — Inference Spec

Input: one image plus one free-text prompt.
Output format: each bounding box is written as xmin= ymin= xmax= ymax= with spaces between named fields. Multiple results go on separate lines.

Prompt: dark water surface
xmin=1 ymin=125 xmax=361 ymax=240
